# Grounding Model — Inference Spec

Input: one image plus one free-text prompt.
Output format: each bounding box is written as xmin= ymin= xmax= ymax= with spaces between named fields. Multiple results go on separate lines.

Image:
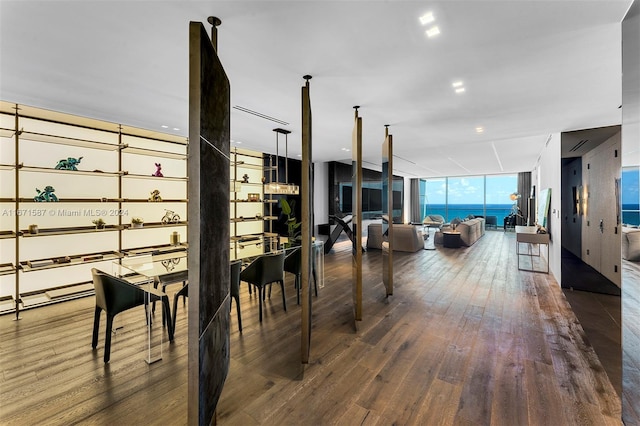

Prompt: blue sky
xmin=422 ymin=175 xmax=518 ymax=205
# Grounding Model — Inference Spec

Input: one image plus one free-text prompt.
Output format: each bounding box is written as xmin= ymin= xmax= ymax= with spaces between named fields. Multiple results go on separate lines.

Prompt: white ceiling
xmin=0 ymin=0 xmax=633 ymax=178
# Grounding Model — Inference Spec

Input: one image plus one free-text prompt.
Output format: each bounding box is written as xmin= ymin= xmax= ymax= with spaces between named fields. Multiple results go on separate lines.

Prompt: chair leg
xmin=231 ymin=296 xmax=242 ymax=332
xmin=258 ymin=286 xmax=263 ymax=322
xmin=313 ymin=269 xmax=318 ymax=297
xmin=104 ymin=314 xmax=114 ymax=363
xmin=280 ymin=280 xmax=287 ymax=312
xmin=92 ymin=307 xmax=101 ymax=349
xmin=295 ymin=275 xmax=300 ymax=305
xmin=162 ymin=296 xmax=174 ymax=342
xmin=172 ymin=294 xmax=180 ymax=338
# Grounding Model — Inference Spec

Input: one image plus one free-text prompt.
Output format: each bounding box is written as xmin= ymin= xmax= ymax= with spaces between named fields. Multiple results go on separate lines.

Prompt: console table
xmin=515 ymin=226 xmax=549 ymax=273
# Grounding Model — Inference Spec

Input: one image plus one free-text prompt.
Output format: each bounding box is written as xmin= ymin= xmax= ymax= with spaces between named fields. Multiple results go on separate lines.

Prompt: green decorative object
xmin=92 ymin=218 xmax=106 ymax=229
xmin=131 ymin=217 xmax=144 ymax=228
xmin=34 ymin=186 xmax=58 ymax=202
xmin=281 ymin=198 xmax=301 ymax=247
xmin=55 ymin=156 xmax=83 ymax=170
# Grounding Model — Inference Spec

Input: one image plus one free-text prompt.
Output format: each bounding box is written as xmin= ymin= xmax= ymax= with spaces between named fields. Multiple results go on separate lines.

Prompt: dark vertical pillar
xmin=352 ymin=106 xmax=363 ymax=322
xmin=382 ymin=125 xmax=393 ymax=296
xmin=188 ymin=18 xmax=230 ymax=426
xmin=301 ymin=75 xmax=313 ymax=363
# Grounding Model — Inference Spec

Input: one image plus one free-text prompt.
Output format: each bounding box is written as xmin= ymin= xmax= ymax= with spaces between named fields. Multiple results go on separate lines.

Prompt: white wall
xmin=532 ymin=133 xmax=562 ymax=283
xmin=403 ymin=178 xmax=411 ymax=224
xmin=313 ymin=161 xmax=329 ymax=237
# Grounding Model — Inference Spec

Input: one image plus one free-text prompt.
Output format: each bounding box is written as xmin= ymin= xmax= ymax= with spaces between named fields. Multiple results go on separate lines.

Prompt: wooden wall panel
xmin=188 ymin=20 xmax=230 ymax=425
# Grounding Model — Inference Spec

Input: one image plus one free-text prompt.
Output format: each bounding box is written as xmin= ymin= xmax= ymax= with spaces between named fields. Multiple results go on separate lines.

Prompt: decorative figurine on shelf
xmin=55 ymin=157 xmax=83 ymax=171
xmin=131 ymin=217 xmax=144 ymax=228
xmin=92 ymin=218 xmax=106 ymax=229
xmin=34 ymin=186 xmax=58 ymax=202
xmin=161 ymin=209 xmax=180 ymax=224
xmin=242 ymin=173 xmax=249 ymax=183
xmin=152 ymin=162 xmax=163 ymax=177
xmin=148 ymin=189 xmax=162 ymax=202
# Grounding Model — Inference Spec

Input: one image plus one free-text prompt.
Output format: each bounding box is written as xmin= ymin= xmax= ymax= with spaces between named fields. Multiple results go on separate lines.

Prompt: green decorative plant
xmin=131 ymin=217 xmax=144 ymax=228
xmin=280 ymin=198 xmax=301 ymax=247
xmin=92 ymin=218 xmax=106 ymax=229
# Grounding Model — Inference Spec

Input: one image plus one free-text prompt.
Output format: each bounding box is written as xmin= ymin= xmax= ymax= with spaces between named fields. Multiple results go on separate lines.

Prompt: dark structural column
xmin=352 ymin=106 xmax=363 ymax=322
xmin=188 ymin=17 xmax=230 ymax=425
xmin=301 ymin=75 xmax=313 ymax=363
xmin=382 ymin=125 xmax=393 ymax=296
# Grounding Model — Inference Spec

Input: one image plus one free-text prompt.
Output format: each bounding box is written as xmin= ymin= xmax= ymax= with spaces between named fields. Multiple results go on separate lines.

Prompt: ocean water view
xmin=424 ymin=204 xmax=516 ymax=227
xmin=423 ymin=203 xmax=640 ymax=227
xmin=622 ymin=203 xmax=640 ymax=226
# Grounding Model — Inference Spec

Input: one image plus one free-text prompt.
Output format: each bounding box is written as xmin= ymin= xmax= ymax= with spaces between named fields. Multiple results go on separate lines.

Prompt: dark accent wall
xmin=188 ymin=21 xmax=230 ymax=425
xmin=327 ymin=161 xmax=404 ymax=223
xmin=561 ymin=157 xmax=583 ymax=257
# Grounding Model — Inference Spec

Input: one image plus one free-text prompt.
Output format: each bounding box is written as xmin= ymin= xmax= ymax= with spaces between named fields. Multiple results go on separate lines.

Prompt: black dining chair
xmin=281 ymin=246 xmax=319 ymax=305
xmin=240 ymin=251 xmax=286 ymax=322
xmin=170 ymin=261 xmax=243 ymax=333
xmin=91 ymin=268 xmax=173 ymax=363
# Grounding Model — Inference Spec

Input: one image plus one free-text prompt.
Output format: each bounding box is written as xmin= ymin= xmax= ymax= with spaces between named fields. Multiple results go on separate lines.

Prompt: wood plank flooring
xmin=0 ymin=231 xmax=621 ymax=425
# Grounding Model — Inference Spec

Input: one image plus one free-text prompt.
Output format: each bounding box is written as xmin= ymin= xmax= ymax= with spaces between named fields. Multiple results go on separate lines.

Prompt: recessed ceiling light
xmin=419 ymin=12 xmax=435 ymax=25
xmin=476 ymin=127 xmax=484 ymax=133
xmin=455 ymin=87 xmax=466 ymax=94
xmin=452 ymin=81 xmax=463 ymax=88
xmin=161 ymin=125 xmax=168 ymax=129
xmin=296 ymin=154 xmax=302 ymax=157
xmin=341 ymin=147 xmax=351 ymax=152
xmin=173 ymin=127 xmax=180 ymax=131
xmin=426 ymin=26 xmax=440 ymax=38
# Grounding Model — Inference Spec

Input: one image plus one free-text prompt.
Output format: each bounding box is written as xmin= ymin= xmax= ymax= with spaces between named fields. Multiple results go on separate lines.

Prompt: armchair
xmin=240 ymin=252 xmax=286 ymax=322
xmin=423 ymin=214 xmax=446 ymax=229
xmin=91 ymin=268 xmax=173 ymax=363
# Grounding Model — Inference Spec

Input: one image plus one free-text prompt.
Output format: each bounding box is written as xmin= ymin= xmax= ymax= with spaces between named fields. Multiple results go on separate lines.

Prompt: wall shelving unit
xmin=0 ymin=101 xmax=188 ymax=317
xmin=230 ymin=147 xmax=278 ymax=261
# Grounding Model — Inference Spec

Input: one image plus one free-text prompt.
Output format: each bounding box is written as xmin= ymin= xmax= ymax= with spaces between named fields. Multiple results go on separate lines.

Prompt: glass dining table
xmin=111 ymin=250 xmax=187 ymax=363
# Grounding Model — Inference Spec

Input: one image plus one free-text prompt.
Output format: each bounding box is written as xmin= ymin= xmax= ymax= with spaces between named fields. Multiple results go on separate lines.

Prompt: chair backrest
xmin=284 ymin=247 xmax=302 ymax=275
xmin=91 ymin=268 xmax=145 ymax=315
xmin=230 ymin=260 xmax=242 ymax=298
xmin=241 ymin=252 xmax=285 ymax=286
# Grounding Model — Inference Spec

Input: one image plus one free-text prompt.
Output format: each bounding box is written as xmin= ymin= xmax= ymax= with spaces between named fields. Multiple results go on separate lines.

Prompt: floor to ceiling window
xmin=622 ymin=166 xmax=639 ymax=226
xmin=419 ymin=174 xmax=518 ymax=226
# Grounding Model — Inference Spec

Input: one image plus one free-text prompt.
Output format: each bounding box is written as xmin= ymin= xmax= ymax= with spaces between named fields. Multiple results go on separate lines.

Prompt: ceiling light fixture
xmin=161 ymin=125 xmax=168 ymax=129
xmin=476 ymin=127 xmax=484 ymax=133
xmin=452 ymin=81 xmax=463 ymax=88
xmin=173 ymin=127 xmax=180 ymax=131
xmin=419 ymin=12 xmax=435 ymax=25
xmin=426 ymin=26 xmax=440 ymax=38
xmin=455 ymin=87 xmax=466 ymax=93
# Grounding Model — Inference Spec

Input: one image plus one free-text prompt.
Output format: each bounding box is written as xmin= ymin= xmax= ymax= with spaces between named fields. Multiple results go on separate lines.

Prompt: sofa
xmin=367 ymin=223 xmax=424 ymax=252
xmin=434 ymin=217 xmax=486 ymax=247
xmin=622 ymin=226 xmax=640 ymax=262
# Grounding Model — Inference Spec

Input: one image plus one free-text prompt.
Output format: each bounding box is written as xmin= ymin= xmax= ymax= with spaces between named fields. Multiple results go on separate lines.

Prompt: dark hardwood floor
xmin=0 ymin=231 xmax=621 ymax=425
